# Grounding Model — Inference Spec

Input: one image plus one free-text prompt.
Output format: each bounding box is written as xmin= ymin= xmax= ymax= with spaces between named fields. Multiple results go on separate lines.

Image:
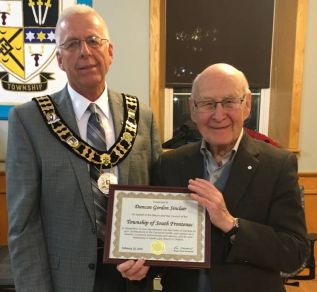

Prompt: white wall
xmin=95 ymin=0 xmax=150 ymax=104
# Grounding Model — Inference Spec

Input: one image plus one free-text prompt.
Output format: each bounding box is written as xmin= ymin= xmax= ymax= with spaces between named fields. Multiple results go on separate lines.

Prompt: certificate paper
xmin=103 ymin=185 xmax=211 ymax=268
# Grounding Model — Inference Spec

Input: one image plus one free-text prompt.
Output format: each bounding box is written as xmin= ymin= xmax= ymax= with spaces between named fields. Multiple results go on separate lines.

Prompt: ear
xmin=107 ymin=42 xmax=114 ymax=64
xmin=56 ymin=51 xmax=65 ymax=71
xmin=243 ymin=93 xmax=252 ymax=121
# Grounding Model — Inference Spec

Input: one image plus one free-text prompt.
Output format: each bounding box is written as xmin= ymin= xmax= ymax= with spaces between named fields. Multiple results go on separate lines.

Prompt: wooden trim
xmin=150 ymin=0 xmax=166 ymax=139
xmin=0 ymin=171 xmax=5 ymax=195
xmin=299 ymin=173 xmax=317 ymax=195
xmin=0 ymin=171 xmax=8 ymax=245
xmin=289 ymin=0 xmax=307 ymax=150
xmin=269 ymin=0 xmax=307 ymax=151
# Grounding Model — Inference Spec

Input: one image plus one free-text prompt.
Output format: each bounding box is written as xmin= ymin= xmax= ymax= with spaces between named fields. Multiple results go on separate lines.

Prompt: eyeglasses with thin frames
xmin=193 ymin=96 xmax=245 ymax=113
xmin=58 ymin=36 xmax=109 ymax=51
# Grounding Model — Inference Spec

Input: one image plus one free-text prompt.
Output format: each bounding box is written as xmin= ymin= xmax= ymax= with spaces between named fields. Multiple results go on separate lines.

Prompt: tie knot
xmin=88 ymin=103 xmax=101 ymax=122
xmin=89 ymin=103 xmax=97 ymax=114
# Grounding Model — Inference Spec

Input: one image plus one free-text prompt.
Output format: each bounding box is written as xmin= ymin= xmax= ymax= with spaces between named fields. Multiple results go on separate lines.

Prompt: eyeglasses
xmin=58 ymin=36 xmax=109 ymax=51
xmin=193 ymin=97 xmax=245 ymax=113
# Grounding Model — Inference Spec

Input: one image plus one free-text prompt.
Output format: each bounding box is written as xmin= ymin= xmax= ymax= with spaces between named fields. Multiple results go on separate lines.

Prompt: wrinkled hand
xmin=117 ymin=259 xmax=149 ymax=281
xmin=188 ymin=178 xmax=234 ymax=232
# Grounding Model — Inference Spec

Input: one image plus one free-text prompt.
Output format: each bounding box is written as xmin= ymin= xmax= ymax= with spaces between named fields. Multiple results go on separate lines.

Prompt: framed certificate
xmin=103 ymin=185 xmax=211 ymax=268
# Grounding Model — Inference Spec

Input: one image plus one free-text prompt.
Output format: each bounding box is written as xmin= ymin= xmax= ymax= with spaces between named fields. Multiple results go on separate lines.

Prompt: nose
xmin=79 ymin=40 xmax=92 ymax=56
xmin=212 ymin=102 xmax=227 ymax=120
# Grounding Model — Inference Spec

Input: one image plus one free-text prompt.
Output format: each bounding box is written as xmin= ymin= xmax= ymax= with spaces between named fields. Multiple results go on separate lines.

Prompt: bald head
xmin=191 ymin=63 xmax=250 ymax=100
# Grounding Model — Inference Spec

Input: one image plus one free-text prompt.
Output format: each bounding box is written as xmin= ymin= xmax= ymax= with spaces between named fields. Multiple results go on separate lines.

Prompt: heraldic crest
xmin=0 ymin=0 xmax=67 ymax=92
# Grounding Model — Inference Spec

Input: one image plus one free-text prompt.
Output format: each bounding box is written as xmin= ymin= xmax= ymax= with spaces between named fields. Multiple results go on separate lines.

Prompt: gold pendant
xmin=97 ymin=172 xmax=118 ymax=194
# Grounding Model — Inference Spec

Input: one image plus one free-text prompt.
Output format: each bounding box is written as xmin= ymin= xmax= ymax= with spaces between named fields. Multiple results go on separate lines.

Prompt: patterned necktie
xmin=87 ymin=103 xmax=108 ymax=240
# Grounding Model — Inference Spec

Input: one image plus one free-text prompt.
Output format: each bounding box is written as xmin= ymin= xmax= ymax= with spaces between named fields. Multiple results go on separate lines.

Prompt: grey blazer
xmin=151 ymin=134 xmax=308 ymax=292
xmin=6 ymin=86 xmax=162 ymax=292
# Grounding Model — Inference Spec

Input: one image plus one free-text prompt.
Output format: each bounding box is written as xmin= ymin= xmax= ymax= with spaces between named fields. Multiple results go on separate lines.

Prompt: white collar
xmin=200 ymin=128 xmax=244 ymax=164
xmin=67 ymin=83 xmax=110 ymax=121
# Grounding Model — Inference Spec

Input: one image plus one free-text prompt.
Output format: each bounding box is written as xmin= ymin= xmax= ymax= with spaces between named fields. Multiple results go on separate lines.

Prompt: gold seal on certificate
xmin=151 ymin=240 xmax=166 ymax=255
xmin=97 ymin=172 xmax=118 ymax=194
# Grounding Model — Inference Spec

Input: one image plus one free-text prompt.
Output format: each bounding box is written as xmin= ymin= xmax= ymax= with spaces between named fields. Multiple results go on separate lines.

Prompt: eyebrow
xmin=197 ymin=96 xmax=237 ymax=101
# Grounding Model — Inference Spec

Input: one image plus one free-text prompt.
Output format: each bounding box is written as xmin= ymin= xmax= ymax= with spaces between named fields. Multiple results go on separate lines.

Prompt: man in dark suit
xmin=147 ymin=63 xmax=308 ymax=292
xmin=6 ymin=4 xmax=161 ymax=292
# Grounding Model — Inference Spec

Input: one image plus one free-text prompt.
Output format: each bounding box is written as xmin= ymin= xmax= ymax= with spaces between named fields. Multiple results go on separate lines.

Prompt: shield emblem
xmin=0 ymin=0 xmax=59 ymax=82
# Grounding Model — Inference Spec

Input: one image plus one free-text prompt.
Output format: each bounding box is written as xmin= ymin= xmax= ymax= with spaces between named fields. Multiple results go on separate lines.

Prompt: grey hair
xmin=55 ymin=4 xmax=110 ymax=46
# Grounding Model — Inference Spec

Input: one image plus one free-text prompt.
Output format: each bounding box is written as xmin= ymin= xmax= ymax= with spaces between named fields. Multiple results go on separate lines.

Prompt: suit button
xmin=92 ymin=227 xmax=96 ymax=234
xmin=88 ymin=263 xmax=95 ymax=270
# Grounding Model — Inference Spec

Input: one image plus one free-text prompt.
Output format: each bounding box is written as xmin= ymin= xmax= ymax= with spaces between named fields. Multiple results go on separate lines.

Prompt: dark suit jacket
xmin=6 ymin=87 xmax=162 ymax=292
xmin=151 ymin=134 xmax=308 ymax=292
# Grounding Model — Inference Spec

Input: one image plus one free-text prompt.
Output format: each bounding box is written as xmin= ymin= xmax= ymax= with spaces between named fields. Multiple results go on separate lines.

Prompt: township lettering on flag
xmin=0 ymin=0 xmax=79 ymax=105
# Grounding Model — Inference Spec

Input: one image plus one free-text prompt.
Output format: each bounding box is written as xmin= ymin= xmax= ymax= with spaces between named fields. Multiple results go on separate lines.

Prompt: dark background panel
xmin=166 ymin=0 xmax=275 ymax=88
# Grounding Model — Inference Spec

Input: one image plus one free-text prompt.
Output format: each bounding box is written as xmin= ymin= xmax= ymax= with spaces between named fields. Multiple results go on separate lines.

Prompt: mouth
xmin=78 ymin=64 xmax=97 ymax=71
xmin=210 ymin=125 xmax=231 ymax=130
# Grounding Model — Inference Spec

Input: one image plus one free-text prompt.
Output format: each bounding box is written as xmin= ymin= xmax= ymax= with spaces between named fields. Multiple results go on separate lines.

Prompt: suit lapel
xmin=181 ymin=142 xmax=205 ymax=182
xmin=108 ymin=89 xmax=124 ymax=139
xmin=53 ymin=87 xmax=96 ymax=225
xmin=170 ymin=141 xmax=204 ymax=187
xmin=53 ymin=87 xmax=78 ymax=133
xmin=223 ymin=134 xmax=259 ymax=212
